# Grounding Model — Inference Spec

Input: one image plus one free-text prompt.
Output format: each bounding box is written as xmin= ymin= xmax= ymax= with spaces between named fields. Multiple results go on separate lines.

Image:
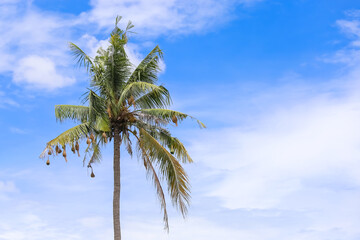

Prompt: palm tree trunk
xmin=113 ymin=127 xmax=121 ymax=240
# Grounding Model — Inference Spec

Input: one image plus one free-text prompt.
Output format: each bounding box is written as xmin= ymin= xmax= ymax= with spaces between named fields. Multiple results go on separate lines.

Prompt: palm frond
xmin=139 ymin=128 xmax=190 ymax=217
xmin=125 ymin=20 xmax=135 ymax=33
xmin=134 ymin=112 xmax=169 ymax=128
xmin=103 ymin=41 xmax=131 ymax=99
xmin=140 ymin=145 xmax=169 ymax=230
xmin=134 ymin=85 xmax=171 ymax=109
xmin=40 ymin=122 xmax=91 ymax=159
xmin=140 ymin=109 xmax=206 ymax=128
xmin=69 ymin=42 xmax=94 ymax=73
xmin=118 ymin=82 xmax=166 ymax=108
xmin=115 ymin=16 xmax=122 ymax=26
xmin=128 ymin=45 xmax=163 ymax=84
xmin=123 ymin=131 xmax=133 ymax=157
xmin=95 ymin=116 xmax=111 ymax=132
xmin=87 ymin=140 xmax=102 ymax=166
xmin=155 ymin=130 xmax=193 ymax=164
xmin=87 ymin=90 xmax=107 ymax=121
xmin=55 ymin=105 xmax=89 ymax=123
xmin=134 ymin=123 xmax=192 ymax=163
xmin=127 ymin=128 xmax=169 ymax=230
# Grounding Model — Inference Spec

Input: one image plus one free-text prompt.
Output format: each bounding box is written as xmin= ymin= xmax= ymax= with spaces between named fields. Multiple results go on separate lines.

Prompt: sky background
xmin=1 ymin=0 xmax=360 ymax=239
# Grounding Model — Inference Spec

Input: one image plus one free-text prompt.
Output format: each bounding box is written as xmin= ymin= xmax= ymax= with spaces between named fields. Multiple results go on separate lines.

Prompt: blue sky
xmin=1 ymin=0 xmax=360 ymax=239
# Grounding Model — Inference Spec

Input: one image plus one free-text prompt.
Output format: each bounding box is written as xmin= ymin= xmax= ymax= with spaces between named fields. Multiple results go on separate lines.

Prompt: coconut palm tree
xmin=40 ymin=16 xmax=205 ymax=240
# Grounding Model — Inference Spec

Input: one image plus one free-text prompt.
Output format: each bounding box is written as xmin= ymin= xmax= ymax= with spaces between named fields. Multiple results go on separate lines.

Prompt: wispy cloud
xmin=173 ymin=12 xmax=360 ymax=239
xmin=83 ymin=0 xmax=260 ymax=37
xmin=13 ymin=56 xmax=75 ymax=90
xmin=0 ymin=91 xmax=19 ymax=108
xmin=0 ymin=1 xmax=76 ymax=91
xmin=0 ymin=0 xmax=262 ymax=91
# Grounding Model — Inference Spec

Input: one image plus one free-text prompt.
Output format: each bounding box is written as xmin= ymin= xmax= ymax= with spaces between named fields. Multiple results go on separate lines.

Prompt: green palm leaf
xmin=141 ymin=109 xmax=206 ymax=128
xmin=139 ymin=128 xmax=190 ymax=216
xmin=134 ymin=85 xmax=171 ymax=109
xmin=55 ymin=105 xmax=89 ymax=123
xmin=69 ymin=42 xmax=95 ymax=73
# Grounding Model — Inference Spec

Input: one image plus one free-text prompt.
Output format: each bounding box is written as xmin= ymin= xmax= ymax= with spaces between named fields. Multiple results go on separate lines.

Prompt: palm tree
xmin=40 ymin=16 xmax=205 ymax=240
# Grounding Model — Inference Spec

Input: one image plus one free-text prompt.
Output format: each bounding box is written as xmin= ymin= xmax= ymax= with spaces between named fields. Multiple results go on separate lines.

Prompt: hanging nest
xmin=172 ymin=115 xmax=178 ymax=126
xmin=48 ymin=149 xmax=52 ymax=155
xmin=86 ymin=137 xmax=91 ymax=145
xmin=102 ymin=132 xmax=108 ymax=143
xmin=71 ymin=143 xmax=75 ymax=154
xmin=75 ymin=141 xmax=80 ymax=157
xmin=62 ymin=147 xmax=68 ymax=162
xmin=90 ymin=133 xmax=96 ymax=143
xmin=55 ymin=145 xmax=62 ymax=155
xmin=88 ymin=164 xmax=95 ymax=178
xmin=46 ymin=158 xmax=50 ymax=166
xmin=170 ymin=145 xmax=175 ymax=154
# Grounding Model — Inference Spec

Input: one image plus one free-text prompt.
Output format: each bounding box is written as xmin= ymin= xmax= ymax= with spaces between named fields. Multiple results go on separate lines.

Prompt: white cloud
xmin=168 ymin=68 xmax=360 ymax=239
xmin=0 ymin=181 xmax=17 ymax=193
xmin=77 ymin=34 xmax=166 ymax=72
xmin=78 ymin=217 xmax=105 ymax=228
xmin=0 ymin=213 xmax=82 ymax=240
xmin=337 ymin=19 xmax=360 ymax=47
xmin=123 ymin=217 xmax=255 ymax=240
xmin=0 ymin=0 xmax=262 ymax=91
xmin=0 ymin=91 xmax=19 ymax=108
xmin=13 ymin=55 xmax=75 ymax=90
xmin=169 ymin=15 xmax=360 ymax=238
xmin=0 ymin=181 xmax=17 ymax=200
xmin=0 ymin=1 xmax=76 ymax=90
xmin=9 ymin=127 xmax=27 ymax=134
xmin=84 ymin=0 xmax=259 ymax=37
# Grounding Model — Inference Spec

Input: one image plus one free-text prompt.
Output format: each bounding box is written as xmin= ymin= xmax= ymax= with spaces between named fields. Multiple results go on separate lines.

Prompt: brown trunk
xmin=113 ymin=127 xmax=121 ymax=240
